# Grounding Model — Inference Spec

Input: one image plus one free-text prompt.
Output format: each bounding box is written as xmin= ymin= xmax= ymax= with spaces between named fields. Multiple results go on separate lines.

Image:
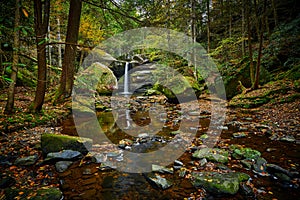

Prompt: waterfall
xmin=124 ymin=62 xmax=129 ymax=94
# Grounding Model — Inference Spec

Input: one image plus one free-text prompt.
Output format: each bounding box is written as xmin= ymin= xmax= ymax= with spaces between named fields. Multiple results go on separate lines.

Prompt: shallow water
xmin=61 ymin=96 xmax=299 ymax=199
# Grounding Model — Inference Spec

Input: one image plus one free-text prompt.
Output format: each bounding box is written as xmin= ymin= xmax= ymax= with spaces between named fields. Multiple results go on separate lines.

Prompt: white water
xmin=124 ymin=62 xmax=129 ymax=94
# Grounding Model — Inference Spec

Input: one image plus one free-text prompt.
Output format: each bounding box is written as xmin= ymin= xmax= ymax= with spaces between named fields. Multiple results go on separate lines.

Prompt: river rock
xmin=266 ymin=163 xmax=298 ymax=178
xmin=45 ymin=150 xmax=82 ymax=162
xmin=192 ymin=148 xmax=229 ymax=164
xmin=55 ymin=161 xmax=73 ymax=172
xmin=191 ymin=171 xmax=250 ymax=195
xmin=152 ymin=164 xmax=174 ymax=174
xmin=279 ymin=135 xmax=296 ymax=143
xmin=145 ymin=173 xmax=173 ymax=190
xmin=233 ymin=132 xmax=247 ymax=138
xmin=41 ymin=133 xmax=93 ymax=156
xmin=35 ymin=187 xmax=62 ymax=200
xmin=240 ymin=182 xmax=256 ymax=199
xmin=14 ymin=155 xmax=38 ymax=166
xmin=91 ymin=153 xmax=107 ymax=163
xmin=232 ymin=147 xmax=261 ymax=160
xmin=253 ymin=157 xmax=268 ymax=175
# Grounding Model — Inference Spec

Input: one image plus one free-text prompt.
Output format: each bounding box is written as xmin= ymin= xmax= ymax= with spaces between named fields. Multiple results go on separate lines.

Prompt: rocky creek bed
xmin=0 ymin=95 xmax=299 ymax=199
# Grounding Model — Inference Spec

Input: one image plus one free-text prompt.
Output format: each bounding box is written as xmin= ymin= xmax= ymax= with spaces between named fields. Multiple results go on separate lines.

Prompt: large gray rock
xmin=41 ymin=133 xmax=93 ymax=156
xmin=45 ymin=150 xmax=82 ymax=162
xmin=192 ymin=171 xmax=250 ymax=195
xmin=192 ymin=148 xmax=229 ymax=163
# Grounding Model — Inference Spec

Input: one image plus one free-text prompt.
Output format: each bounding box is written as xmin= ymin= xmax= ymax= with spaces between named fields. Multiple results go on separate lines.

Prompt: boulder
xmin=45 ymin=150 xmax=82 ymax=162
xmin=41 ymin=133 xmax=93 ymax=156
xmin=192 ymin=171 xmax=250 ymax=195
xmin=193 ymin=148 xmax=229 ymax=163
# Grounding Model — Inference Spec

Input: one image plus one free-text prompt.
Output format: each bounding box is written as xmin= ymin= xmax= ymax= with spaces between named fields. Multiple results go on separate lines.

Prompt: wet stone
xmin=146 ymin=173 xmax=173 ymax=190
xmin=253 ymin=157 xmax=268 ymax=175
xmin=266 ymin=163 xmax=296 ymax=178
xmin=192 ymin=148 xmax=229 ymax=164
xmin=240 ymin=182 xmax=256 ymax=199
xmin=14 ymin=155 xmax=38 ymax=166
xmin=233 ymin=132 xmax=247 ymax=138
xmin=174 ymin=160 xmax=183 ymax=166
xmin=279 ymin=135 xmax=296 ymax=143
xmin=138 ymin=133 xmax=149 ymax=138
xmin=55 ymin=161 xmax=73 ymax=173
xmin=191 ymin=171 xmax=250 ymax=195
xmin=266 ymin=148 xmax=277 ymax=152
xmin=274 ymin=173 xmax=291 ymax=182
xmin=152 ymin=164 xmax=174 ymax=174
xmin=241 ymin=160 xmax=252 ymax=170
xmin=45 ymin=150 xmax=82 ymax=161
xmin=91 ymin=153 xmax=107 ymax=163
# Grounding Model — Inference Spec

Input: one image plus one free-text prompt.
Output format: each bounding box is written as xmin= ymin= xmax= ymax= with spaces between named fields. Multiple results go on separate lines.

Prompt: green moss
xmin=41 ymin=133 xmax=93 ymax=156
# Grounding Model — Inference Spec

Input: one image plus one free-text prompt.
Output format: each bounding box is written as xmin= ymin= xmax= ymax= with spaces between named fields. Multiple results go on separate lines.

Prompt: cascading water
xmin=124 ymin=62 xmax=130 ymax=94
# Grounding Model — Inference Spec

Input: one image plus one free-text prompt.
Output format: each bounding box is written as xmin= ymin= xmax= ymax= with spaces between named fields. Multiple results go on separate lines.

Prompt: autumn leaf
xmin=22 ymin=8 xmax=29 ymax=18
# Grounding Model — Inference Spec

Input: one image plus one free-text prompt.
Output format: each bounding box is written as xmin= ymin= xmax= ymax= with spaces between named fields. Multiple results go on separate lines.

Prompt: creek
xmin=60 ymin=95 xmax=299 ymax=200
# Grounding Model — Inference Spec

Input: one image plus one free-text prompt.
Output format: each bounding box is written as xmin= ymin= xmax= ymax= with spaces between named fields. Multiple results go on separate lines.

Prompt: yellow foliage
xmin=79 ymin=15 xmax=104 ymax=45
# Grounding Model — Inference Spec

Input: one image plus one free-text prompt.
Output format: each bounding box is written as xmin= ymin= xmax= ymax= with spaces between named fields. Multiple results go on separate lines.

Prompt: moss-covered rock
xmin=192 ymin=148 xmax=229 ymax=164
xmin=41 ymin=133 xmax=93 ymax=156
xmin=192 ymin=171 xmax=250 ymax=195
xmin=232 ymin=147 xmax=261 ymax=160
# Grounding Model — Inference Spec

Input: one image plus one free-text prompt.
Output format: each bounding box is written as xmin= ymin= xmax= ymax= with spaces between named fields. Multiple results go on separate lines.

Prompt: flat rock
xmin=41 ymin=133 xmax=93 ymax=156
xmin=14 ymin=155 xmax=38 ymax=166
xmin=191 ymin=171 xmax=250 ymax=195
xmin=145 ymin=173 xmax=173 ymax=190
xmin=45 ymin=150 xmax=82 ymax=162
xmin=152 ymin=164 xmax=174 ymax=174
xmin=193 ymin=148 xmax=229 ymax=163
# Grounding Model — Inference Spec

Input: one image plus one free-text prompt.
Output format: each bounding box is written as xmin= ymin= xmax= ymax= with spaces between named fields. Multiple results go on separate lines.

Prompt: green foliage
xmin=262 ymin=16 xmax=300 ymax=71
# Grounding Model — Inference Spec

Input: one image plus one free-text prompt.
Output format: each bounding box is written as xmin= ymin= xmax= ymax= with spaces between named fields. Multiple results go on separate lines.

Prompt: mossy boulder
xmin=232 ymin=147 xmax=261 ymax=160
xmin=152 ymin=75 xmax=198 ymax=103
xmin=41 ymin=133 xmax=93 ymax=156
xmin=192 ymin=171 xmax=250 ymax=195
xmin=192 ymin=148 xmax=229 ymax=164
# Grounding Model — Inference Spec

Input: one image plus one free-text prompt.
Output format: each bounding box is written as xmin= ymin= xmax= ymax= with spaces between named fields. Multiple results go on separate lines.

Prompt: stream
xmin=60 ymin=95 xmax=299 ymax=200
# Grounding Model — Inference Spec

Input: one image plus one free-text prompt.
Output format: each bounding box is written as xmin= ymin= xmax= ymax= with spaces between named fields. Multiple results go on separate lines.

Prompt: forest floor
xmin=0 ymin=81 xmax=299 ymax=199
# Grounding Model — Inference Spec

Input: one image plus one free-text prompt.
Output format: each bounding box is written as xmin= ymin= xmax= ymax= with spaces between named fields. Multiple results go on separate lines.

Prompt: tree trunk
xmin=253 ymin=0 xmax=267 ymax=89
xmin=241 ymin=0 xmax=246 ymax=57
xmin=59 ymin=0 xmax=82 ymax=98
xmin=4 ymin=0 xmax=20 ymax=114
xmin=32 ymin=0 xmax=50 ymax=112
xmin=271 ymin=0 xmax=278 ymax=27
xmin=246 ymin=0 xmax=255 ymax=85
xmin=206 ymin=0 xmax=210 ymax=53
xmin=57 ymin=18 xmax=62 ymax=69
xmin=228 ymin=0 xmax=232 ymax=38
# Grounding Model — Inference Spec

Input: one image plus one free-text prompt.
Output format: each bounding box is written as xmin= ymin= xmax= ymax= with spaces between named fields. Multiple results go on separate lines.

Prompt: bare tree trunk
xmin=228 ymin=0 xmax=232 ymax=38
xmin=32 ymin=0 xmax=50 ymax=112
xmin=191 ymin=0 xmax=197 ymax=79
xmin=246 ymin=0 xmax=255 ymax=85
xmin=58 ymin=0 xmax=82 ymax=98
xmin=241 ymin=0 xmax=246 ymax=57
xmin=206 ymin=0 xmax=210 ymax=53
xmin=253 ymin=0 xmax=267 ymax=89
xmin=271 ymin=0 xmax=278 ymax=27
xmin=5 ymin=0 xmax=20 ymax=114
xmin=57 ymin=18 xmax=62 ymax=69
